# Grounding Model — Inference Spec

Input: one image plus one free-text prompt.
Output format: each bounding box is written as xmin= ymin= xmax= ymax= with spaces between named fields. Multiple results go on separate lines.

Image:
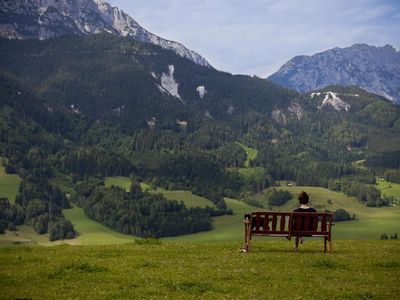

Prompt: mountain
xmin=0 ymin=0 xmax=211 ymax=67
xmin=268 ymin=44 xmax=400 ymax=104
xmin=1 ymin=34 xmax=400 ymax=240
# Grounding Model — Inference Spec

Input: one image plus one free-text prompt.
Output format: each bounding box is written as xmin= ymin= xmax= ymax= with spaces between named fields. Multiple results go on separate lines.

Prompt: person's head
xmin=298 ymin=191 xmax=309 ymax=205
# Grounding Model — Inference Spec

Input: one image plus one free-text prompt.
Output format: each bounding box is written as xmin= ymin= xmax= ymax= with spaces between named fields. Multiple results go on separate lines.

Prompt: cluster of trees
xmin=77 ymin=181 xmax=212 ymax=238
xmin=332 ymin=178 xmax=386 ymax=207
xmin=58 ymin=147 xmax=134 ymax=177
xmin=382 ymin=169 xmax=400 ymax=184
xmin=0 ymin=198 xmax=24 ymax=233
xmin=13 ymin=176 xmax=75 ymax=240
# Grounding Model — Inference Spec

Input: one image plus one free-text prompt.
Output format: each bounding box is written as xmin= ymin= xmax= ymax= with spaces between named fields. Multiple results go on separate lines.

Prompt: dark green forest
xmin=0 ymin=34 xmax=399 ymax=240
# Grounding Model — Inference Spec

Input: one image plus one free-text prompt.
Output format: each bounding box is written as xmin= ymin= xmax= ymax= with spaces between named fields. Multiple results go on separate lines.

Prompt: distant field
xmin=1 ymin=241 xmax=399 ymax=299
xmin=165 ymin=198 xmax=264 ymax=242
xmin=376 ymin=180 xmax=400 ymax=204
xmin=255 ymin=185 xmax=400 ymax=240
xmin=0 ymin=166 xmax=21 ymax=203
xmin=105 ymin=176 xmax=132 ymax=191
xmin=236 ymin=142 xmax=258 ymax=167
xmin=3 ymin=176 xmax=399 ymax=245
xmin=62 ymin=206 xmax=137 ymax=245
xmin=105 ymin=177 xmax=215 ymax=208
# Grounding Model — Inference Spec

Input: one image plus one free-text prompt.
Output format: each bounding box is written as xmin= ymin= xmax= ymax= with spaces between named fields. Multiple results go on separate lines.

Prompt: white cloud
xmin=108 ymin=0 xmax=400 ymax=76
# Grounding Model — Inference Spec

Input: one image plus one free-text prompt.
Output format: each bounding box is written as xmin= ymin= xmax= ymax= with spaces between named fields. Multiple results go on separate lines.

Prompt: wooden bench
xmin=243 ymin=211 xmax=334 ymax=253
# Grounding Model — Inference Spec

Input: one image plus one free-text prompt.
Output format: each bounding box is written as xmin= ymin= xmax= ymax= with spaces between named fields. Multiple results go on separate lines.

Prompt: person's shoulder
xmin=293 ymin=208 xmax=302 ymax=212
xmin=309 ymin=207 xmax=317 ymax=212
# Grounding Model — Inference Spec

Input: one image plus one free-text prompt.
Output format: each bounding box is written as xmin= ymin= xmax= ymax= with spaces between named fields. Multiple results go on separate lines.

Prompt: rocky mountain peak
xmin=0 ymin=0 xmax=211 ymax=67
xmin=268 ymin=44 xmax=400 ymax=104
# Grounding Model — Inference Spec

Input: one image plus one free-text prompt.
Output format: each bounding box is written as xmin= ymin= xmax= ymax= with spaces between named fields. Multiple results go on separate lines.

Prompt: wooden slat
xmin=255 ymin=213 xmax=260 ymax=230
xmin=272 ymin=215 xmax=277 ymax=231
xmin=263 ymin=215 xmax=269 ymax=231
xmin=321 ymin=215 xmax=327 ymax=233
xmin=280 ymin=215 xmax=286 ymax=231
xmin=304 ymin=215 xmax=311 ymax=231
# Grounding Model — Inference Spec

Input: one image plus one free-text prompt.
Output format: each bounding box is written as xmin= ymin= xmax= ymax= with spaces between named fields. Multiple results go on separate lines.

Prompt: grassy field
xmin=255 ymin=185 xmax=400 ymax=240
xmin=1 ymin=241 xmax=399 ymax=299
xmin=62 ymin=206 xmax=137 ymax=245
xmin=164 ymin=198 xmax=264 ymax=242
xmin=0 ymin=166 xmax=21 ymax=203
xmin=105 ymin=177 xmax=215 ymax=208
xmin=236 ymin=142 xmax=258 ymax=167
xmin=376 ymin=179 xmax=400 ymax=204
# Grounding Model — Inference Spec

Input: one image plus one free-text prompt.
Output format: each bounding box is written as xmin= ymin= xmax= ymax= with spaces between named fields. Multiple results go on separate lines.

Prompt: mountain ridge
xmin=0 ymin=0 xmax=211 ymax=68
xmin=268 ymin=43 xmax=400 ymax=104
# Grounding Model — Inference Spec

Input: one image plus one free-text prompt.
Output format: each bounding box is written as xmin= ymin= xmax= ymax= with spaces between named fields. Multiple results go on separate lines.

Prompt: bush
xmin=334 ymin=209 xmax=352 ymax=222
xmin=266 ymin=188 xmax=293 ymax=206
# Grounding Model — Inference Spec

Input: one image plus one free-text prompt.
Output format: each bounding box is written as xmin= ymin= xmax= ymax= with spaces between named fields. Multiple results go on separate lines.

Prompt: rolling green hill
xmin=1 ymin=241 xmax=399 ymax=299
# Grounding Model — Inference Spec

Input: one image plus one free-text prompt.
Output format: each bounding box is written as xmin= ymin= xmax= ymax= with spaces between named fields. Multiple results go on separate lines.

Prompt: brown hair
xmin=298 ymin=191 xmax=309 ymax=205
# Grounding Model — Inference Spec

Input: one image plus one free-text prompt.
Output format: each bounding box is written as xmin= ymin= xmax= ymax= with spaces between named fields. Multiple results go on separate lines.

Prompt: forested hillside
xmin=1 ymin=34 xmax=399 ymax=240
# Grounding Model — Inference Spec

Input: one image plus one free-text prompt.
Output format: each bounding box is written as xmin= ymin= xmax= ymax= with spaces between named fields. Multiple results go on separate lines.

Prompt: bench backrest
xmin=247 ymin=211 xmax=333 ymax=236
xmin=249 ymin=212 xmax=292 ymax=235
xmin=291 ymin=212 xmax=333 ymax=236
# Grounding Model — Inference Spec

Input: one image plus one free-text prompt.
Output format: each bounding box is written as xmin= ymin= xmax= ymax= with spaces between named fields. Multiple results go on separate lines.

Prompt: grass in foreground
xmin=0 ymin=241 xmax=399 ymax=299
xmin=0 ymin=166 xmax=21 ymax=203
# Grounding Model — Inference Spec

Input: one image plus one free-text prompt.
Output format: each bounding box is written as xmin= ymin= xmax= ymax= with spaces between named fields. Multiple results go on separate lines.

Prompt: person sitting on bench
xmin=293 ymin=191 xmax=316 ymax=252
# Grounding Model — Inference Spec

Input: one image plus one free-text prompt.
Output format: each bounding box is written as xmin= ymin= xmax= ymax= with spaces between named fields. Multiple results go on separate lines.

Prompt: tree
xmin=380 ymin=233 xmax=388 ymax=240
xmin=129 ymin=180 xmax=143 ymax=199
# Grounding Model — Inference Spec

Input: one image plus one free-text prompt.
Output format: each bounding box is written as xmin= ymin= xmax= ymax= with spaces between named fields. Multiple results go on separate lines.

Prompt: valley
xmin=2 ymin=172 xmax=399 ymax=245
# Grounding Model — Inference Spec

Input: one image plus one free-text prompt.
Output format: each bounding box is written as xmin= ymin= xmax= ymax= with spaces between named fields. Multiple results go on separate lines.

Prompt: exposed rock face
xmin=0 ymin=0 xmax=211 ymax=67
xmin=268 ymin=44 xmax=400 ymax=104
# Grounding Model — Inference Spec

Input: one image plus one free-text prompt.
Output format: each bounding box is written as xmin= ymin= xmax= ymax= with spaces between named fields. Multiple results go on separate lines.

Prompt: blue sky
xmin=108 ymin=0 xmax=400 ymax=76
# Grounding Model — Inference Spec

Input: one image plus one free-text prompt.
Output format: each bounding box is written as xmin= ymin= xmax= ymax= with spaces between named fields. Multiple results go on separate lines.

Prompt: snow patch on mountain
xmin=228 ymin=105 xmax=234 ymax=115
xmin=196 ymin=86 xmax=207 ymax=99
xmin=310 ymin=92 xmax=321 ymax=98
xmin=317 ymin=92 xmax=350 ymax=112
xmin=161 ymin=65 xmax=181 ymax=100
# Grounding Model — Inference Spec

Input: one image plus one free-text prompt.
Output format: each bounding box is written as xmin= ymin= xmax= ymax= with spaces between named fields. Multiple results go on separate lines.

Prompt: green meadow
xmin=62 ymin=206 xmax=137 ymax=245
xmin=2 ymin=173 xmax=400 ymax=245
xmin=236 ymin=142 xmax=258 ymax=167
xmin=1 ymin=241 xmax=399 ymax=299
xmin=0 ymin=166 xmax=21 ymax=203
xmin=376 ymin=179 xmax=400 ymax=204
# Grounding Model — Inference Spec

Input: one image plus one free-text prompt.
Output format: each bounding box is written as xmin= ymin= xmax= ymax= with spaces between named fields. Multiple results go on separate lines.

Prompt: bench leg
xmin=329 ymin=239 xmax=333 ymax=253
xmin=243 ymin=223 xmax=251 ymax=252
xmin=324 ymin=237 xmax=327 ymax=253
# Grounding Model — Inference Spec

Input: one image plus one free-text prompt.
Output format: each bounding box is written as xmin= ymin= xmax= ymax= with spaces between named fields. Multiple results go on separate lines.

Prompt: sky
xmin=108 ymin=0 xmax=400 ymax=76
